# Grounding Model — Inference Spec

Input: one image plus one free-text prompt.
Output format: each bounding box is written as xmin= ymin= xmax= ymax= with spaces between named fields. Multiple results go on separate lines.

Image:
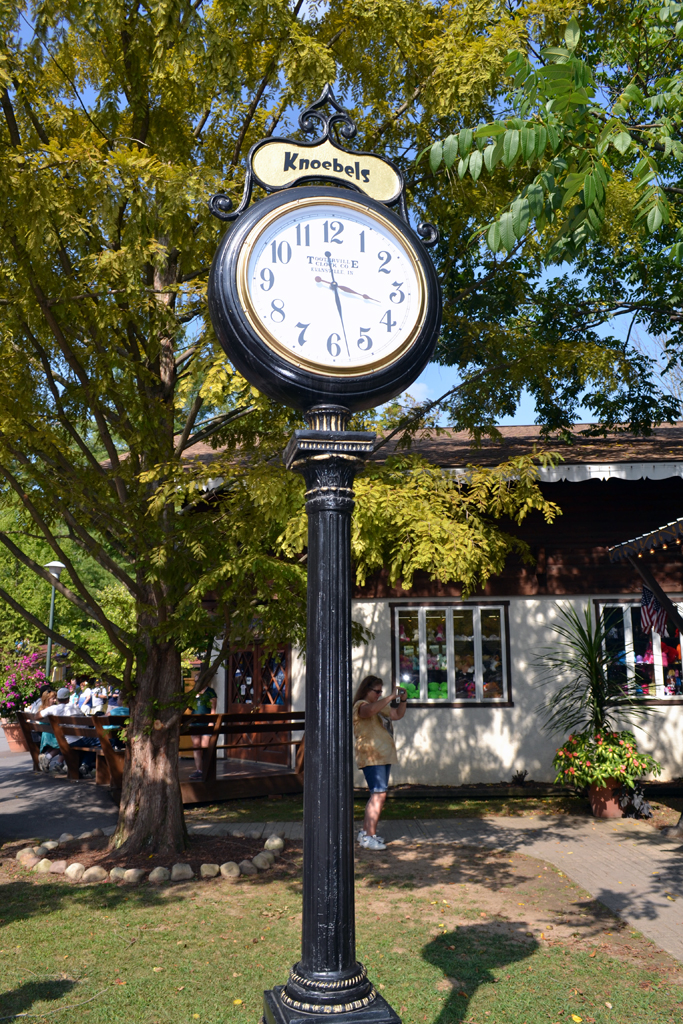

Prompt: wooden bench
xmin=15 ymin=711 xmax=60 ymax=773
xmin=16 ymin=710 xmax=126 ymax=785
xmin=178 ymin=710 xmax=305 ymax=803
xmin=179 ymin=710 xmax=305 ymax=780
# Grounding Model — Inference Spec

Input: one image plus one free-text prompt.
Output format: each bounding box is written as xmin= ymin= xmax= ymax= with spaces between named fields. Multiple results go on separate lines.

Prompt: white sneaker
xmin=358 ymin=829 xmax=385 ymax=844
xmin=359 ymin=834 xmax=386 ymax=851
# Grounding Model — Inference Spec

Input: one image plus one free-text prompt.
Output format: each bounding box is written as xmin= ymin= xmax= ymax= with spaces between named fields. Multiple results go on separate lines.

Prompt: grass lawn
xmin=1 ymin=838 xmax=682 ymax=1024
xmin=185 ymin=793 xmax=683 ymax=829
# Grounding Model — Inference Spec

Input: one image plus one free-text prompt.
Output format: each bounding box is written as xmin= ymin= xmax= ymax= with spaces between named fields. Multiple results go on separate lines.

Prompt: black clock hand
xmin=325 ymin=251 xmax=350 ymax=357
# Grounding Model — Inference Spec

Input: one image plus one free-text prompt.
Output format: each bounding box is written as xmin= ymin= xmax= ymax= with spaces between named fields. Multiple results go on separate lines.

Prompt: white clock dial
xmin=238 ymin=197 xmax=426 ymax=375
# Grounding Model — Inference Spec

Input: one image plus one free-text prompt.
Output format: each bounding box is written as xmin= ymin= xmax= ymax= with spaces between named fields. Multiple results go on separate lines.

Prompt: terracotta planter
xmin=1 ymin=720 xmax=30 ymax=752
xmin=588 ymin=777 xmax=624 ymax=819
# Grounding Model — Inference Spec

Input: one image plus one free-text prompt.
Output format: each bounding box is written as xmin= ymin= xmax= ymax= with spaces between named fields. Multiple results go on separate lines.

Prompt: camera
xmin=390 ymin=686 xmax=407 ymax=708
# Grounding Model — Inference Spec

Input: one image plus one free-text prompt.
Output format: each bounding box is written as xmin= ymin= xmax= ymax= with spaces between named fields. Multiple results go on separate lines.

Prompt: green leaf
xmin=469 ymin=149 xmax=483 ymax=181
xmin=670 ymin=241 xmax=683 ymax=263
xmin=487 ymin=221 xmax=501 ymax=253
xmin=620 ymin=83 xmax=644 ymax=106
xmin=541 ymin=46 xmax=571 ymax=64
xmin=526 ymin=183 xmax=544 ymax=218
xmin=484 ymin=136 xmax=504 ymax=171
xmin=503 ymin=130 xmax=519 ymax=165
xmin=564 ymin=17 xmax=581 ymax=51
xmin=535 ymin=125 xmax=547 ymax=157
xmin=511 ymin=198 xmax=530 ymax=237
xmin=443 ymin=134 xmax=459 ymax=170
xmin=459 ymin=128 xmax=473 ymax=158
xmin=520 ymin=126 xmax=536 ymax=161
xmin=547 ymin=125 xmax=559 ymax=150
xmin=561 ymin=172 xmax=586 ymax=207
xmin=486 ymin=121 xmax=508 ymax=137
xmin=457 ymin=154 xmax=470 ymax=179
xmin=612 ymin=131 xmax=632 ymax=155
xmin=647 ymin=205 xmax=664 ymax=232
xmin=429 ymin=141 xmax=443 ymax=174
xmin=583 ymin=173 xmax=596 ymax=208
xmin=498 ymin=211 xmax=516 ymax=251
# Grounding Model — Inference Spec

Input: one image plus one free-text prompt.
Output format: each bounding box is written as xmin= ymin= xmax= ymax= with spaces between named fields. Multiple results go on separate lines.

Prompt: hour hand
xmin=314 ymin=276 xmax=379 ymax=303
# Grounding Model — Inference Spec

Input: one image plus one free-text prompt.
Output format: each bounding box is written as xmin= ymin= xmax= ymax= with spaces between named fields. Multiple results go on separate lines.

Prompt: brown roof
xmin=369 ymin=422 xmax=683 ymax=467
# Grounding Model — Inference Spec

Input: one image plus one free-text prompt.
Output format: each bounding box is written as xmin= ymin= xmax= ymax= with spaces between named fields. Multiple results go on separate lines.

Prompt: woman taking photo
xmin=352 ymin=675 xmax=407 ymax=850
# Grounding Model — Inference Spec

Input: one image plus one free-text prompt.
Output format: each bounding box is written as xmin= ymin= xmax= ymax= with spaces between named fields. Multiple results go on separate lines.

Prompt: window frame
xmin=594 ymin=598 xmax=683 ymax=705
xmin=390 ymin=600 xmax=513 ymax=707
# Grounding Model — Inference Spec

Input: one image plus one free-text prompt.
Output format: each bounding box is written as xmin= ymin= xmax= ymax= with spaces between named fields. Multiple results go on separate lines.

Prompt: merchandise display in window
xmin=426 ymin=611 xmax=448 ymax=701
xmin=602 ymin=605 xmax=682 ymax=699
xmin=394 ymin=604 xmax=508 ymax=703
xmin=481 ymin=609 xmax=504 ymax=699
xmin=398 ymin=611 xmax=420 ymax=698
xmin=453 ymin=608 xmax=475 ymax=699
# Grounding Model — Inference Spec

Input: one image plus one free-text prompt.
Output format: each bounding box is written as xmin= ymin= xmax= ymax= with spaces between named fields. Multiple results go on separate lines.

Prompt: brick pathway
xmin=187 ymin=815 xmax=683 ymax=962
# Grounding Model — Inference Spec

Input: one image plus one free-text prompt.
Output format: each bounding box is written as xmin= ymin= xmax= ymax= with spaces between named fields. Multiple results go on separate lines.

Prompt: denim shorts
xmin=362 ymin=764 xmax=391 ymax=793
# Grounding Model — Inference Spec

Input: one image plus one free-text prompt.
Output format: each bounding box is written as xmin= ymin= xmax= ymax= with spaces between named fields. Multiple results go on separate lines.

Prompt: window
xmin=601 ymin=604 xmax=683 ymax=700
xmin=394 ymin=604 xmax=509 ymax=703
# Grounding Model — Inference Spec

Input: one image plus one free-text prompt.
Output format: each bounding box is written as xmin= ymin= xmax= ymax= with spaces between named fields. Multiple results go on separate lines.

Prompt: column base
xmin=264 ymin=988 xmax=402 ymax=1024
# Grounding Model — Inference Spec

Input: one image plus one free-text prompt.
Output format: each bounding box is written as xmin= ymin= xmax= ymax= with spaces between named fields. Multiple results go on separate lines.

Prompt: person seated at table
xmin=102 ymin=699 xmax=129 ymax=749
xmin=187 ymin=680 xmax=217 ymax=780
xmin=36 ymin=689 xmax=64 ymax=772
xmin=43 ymin=687 xmax=100 ymax=777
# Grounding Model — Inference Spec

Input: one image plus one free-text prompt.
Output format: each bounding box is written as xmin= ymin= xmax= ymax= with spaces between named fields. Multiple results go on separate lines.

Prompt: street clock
xmin=208 ymin=87 xmax=441 ymax=413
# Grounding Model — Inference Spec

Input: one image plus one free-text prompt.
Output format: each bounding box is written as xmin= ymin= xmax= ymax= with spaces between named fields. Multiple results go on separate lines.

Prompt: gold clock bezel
xmin=235 ymin=193 xmax=429 ymax=378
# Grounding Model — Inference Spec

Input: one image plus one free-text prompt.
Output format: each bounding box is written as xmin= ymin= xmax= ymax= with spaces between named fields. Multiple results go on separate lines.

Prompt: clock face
xmin=236 ymin=195 xmax=427 ymax=376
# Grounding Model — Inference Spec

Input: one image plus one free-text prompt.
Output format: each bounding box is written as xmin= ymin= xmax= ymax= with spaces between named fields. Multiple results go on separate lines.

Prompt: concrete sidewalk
xmin=186 ymin=814 xmax=683 ymax=964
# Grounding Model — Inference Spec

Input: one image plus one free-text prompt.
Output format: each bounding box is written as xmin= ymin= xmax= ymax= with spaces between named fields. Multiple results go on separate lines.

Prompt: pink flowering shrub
xmin=553 ymin=730 xmax=662 ymax=790
xmin=0 ymin=650 xmax=47 ymax=721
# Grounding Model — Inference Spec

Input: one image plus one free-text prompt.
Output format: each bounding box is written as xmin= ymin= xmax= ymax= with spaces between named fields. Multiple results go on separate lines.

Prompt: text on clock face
xmin=245 ymin=204 xmax=422 ymax=369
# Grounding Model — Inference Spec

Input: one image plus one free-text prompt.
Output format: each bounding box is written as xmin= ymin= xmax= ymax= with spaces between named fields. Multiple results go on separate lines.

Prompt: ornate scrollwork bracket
xmin=298 ymin=83 xmax=357 ymax=143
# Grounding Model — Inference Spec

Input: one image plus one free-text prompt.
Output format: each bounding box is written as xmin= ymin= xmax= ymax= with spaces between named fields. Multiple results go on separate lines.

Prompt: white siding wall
xmin=288 ymin=595 xmax=683 ymax=786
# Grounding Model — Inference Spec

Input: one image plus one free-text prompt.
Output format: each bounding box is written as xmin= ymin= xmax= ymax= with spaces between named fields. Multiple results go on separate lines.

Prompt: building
xmin=207 ymin=424 xmax=683 ymax=786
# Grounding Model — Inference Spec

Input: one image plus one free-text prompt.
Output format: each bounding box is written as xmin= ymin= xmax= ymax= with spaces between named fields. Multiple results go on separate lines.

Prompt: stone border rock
xmin=12 ymin=831 xmax=287 ymax=885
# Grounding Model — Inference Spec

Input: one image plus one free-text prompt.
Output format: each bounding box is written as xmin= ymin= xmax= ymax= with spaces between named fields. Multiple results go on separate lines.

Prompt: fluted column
xmin=263 ymin=406 xmax=400 ymax=1024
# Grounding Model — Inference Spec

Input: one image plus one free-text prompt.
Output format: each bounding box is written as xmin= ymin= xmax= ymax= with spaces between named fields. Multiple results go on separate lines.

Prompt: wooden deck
xmin=178 ymin=756 xmax=303 ymax=804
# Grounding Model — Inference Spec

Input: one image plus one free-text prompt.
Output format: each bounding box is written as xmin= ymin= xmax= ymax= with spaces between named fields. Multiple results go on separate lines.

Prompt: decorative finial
xmin=298 ymin=84 xmax=357 ymax=142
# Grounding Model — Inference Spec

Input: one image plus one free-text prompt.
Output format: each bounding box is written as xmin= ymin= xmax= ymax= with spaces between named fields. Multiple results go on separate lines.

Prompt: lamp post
xmin=43 ymin=561 xmax=65 ymax=683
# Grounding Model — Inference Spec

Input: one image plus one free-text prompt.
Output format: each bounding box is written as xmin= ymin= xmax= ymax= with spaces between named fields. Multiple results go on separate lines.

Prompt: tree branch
xmin=0 ymin=585 xmax=124 ymax=687
xmin=0 ymin=88 xmax=21 ymax=147
xmin=180 ymin=405 xmax=256 ymax=452
xmin=174 ymin=395 xmax=204 ymax=456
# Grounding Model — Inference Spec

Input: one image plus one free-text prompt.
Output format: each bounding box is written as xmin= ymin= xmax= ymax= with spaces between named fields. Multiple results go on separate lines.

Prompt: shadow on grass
xmin=422 ymin=923 xmax=537 ymax=1023
xmin=0 ymin=979 xmax=77 ymax=1017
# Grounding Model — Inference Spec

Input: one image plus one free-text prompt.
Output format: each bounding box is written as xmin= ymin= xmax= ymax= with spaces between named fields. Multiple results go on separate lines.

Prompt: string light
xmin=650 ymin=548 xmax=656 ymax=554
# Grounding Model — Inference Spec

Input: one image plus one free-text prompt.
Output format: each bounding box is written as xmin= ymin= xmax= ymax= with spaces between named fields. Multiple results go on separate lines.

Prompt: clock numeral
xmin=296 ymin=224 xmax=310 ymax=246
xmin=377 ymin=250 xmax=391 ymax=274
xmin=271 ymin=240 xmax=292 ymax=264
xmin=323 ymin=220 xmax=344 ymax=244
xmin=389 ymin=281 xmax=405 ymax=304
xmin=295 ymin=322 xmax=310 ymax=346
xmin=260 ymin=268 xmax=275 ymax=291
xmin=270 ymin=299 xmax=286 ymax=323
xmin=380 ymin=310 xmax=396 ymax=332
xmin=327 ymin=333 xmax=342 ymax=357
xmin=359 ymin=230 xmax=365 ymax=253
xmin=357 ymin=328 xmax=373 ymax=351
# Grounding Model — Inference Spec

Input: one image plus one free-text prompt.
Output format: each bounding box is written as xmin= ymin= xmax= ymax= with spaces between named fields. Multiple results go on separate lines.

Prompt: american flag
xmin=641 ymin=586 xmax=668 ymax=636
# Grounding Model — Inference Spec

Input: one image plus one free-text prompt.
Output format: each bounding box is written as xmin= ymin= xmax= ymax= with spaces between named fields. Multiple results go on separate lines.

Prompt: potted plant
xmin=553 ymin=730 xmax=662 ymax=817
xmin=537 ymin=605 xmax=662 ymax=818
xmin=0 ymin=649 xmax=47 ymax=751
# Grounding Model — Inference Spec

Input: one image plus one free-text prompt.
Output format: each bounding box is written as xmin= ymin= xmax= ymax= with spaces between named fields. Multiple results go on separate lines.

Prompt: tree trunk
xmin=112 ymin=637 xmax=187 ymax=856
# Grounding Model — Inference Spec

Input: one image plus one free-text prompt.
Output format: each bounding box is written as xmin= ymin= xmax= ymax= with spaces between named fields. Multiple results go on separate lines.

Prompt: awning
xmin=608 ymin=518 xmax=683 ymax=562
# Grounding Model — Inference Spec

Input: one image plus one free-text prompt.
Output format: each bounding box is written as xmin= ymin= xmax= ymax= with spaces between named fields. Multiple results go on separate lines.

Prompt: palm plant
xmin=536 ymin=604 xmax=655 ymax=736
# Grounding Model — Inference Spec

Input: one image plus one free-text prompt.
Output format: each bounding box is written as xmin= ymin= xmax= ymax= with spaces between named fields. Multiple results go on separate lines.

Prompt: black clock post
xmin=207 ymin=86 xmax=441 ymax=1024
xmin=267 ymin=403 xmax=389 ymax=1024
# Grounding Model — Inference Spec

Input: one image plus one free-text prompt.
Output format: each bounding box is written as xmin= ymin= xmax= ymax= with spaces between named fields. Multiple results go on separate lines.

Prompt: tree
xmin=425 ymin=2 xmax=683 ymax=434
xmin=0 ymin=0 xmax=652 ymax=855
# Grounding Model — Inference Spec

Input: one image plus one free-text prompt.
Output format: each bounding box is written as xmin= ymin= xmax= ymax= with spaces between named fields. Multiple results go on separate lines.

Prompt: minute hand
xmin=325 ymin=252 xmax=350 ymax=357
xmin=314 ymin=276 xmax=380 ymax=303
